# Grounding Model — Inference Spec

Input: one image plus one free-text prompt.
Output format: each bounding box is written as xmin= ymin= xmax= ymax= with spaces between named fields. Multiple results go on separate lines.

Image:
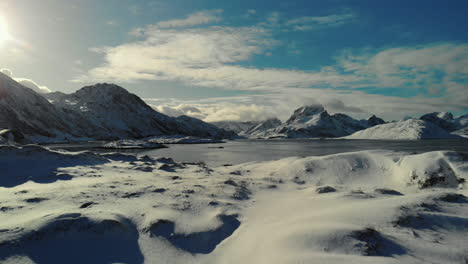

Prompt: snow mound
xmin=146 ymin=214 xmax=240 ymax=254
xmin=238 ymin=150 xmax=467 ymax=189
xmin=0 ymin=145 xmax=108 ymax=187
xmin=345 ymin=119 xmax=462 ymax=140
xmin=0 ymin=212 xmax=143 ymax=264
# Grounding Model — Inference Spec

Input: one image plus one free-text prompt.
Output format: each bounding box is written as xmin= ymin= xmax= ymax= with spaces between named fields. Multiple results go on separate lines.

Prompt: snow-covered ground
xmin=1 ymin=145 xmax=467 ymax=264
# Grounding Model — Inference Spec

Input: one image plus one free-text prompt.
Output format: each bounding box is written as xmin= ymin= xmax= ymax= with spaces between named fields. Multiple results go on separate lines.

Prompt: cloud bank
xmin=1 ymin=68 xmax=51 ymax=93
xmin=74 ymin=10 xmax=467 ymax=121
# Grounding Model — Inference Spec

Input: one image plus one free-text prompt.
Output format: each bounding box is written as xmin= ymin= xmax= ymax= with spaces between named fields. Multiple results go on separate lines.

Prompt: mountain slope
xmin=420 ymin=112 xmax=459 ymax=132
xmin=0 ymin=72 xmax=80 ymax=141
xmin=0 ymin=75 xmax=234 ymax=142
xmin=345 ymin=119 xmax=462 ymax=140
xmin=241 ymin=118 xmax=282 ymax=137
xmin=211 ymin=121 xmax=261 ymax=134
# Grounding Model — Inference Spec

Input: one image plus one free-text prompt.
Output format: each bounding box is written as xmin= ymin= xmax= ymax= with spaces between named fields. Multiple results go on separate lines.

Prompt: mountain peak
xmin=76 ymin=83 xmax=130 ymax=96
xmin=294 ymin=105 xmax=325 ymax=116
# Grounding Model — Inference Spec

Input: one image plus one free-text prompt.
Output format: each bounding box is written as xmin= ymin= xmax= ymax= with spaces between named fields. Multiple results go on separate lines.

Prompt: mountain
xmin=211 ymin=121 xmax=261 ymax=134
xmin=345 ymin=119 xmax=462 ymax=140
xmin=241 ymin=118 xmax=282 ymax=137
xmin=0 ymin=72 xmax=80 ymax=142
xmin=420 ymin=112 xmax=459 ymax=132
xmin=251 ymin=105 xmax=371 ymax=139
xmin=0 ymin=73 xmax=235 ymax=142
xmin=366 ymin=115 xmax=386 ymax=127
xmin=174 ymin=115 xmax=236 ymax=139
xmin=453 ymin=126 xmax=468 ymax=138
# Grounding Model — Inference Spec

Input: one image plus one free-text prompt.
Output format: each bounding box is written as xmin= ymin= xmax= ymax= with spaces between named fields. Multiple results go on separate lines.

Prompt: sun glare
xmin=0 ymin=16 xmax=12 ymax=43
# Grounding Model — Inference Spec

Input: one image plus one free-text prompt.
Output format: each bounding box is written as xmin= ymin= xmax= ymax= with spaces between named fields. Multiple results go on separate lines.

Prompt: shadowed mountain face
xmin=0 ymin=73 xmax=75 ymax=139
xmin=0 ymin=73 xmax=235 ymax=142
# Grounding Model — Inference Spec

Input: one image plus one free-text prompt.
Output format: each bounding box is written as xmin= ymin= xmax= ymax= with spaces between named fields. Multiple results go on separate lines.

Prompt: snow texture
xmin=1 ymin=145 xmax=468 ymax=263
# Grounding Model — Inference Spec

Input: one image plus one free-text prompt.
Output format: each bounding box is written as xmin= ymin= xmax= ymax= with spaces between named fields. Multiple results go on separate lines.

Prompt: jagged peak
xmin=421 ymin=111 xmax=454 ymax=121
xmin=293 ymin=105 xmax=325 ymax=116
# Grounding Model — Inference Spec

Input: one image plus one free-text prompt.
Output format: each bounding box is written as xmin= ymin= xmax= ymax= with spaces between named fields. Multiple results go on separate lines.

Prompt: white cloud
xmin=76 ymin=11 xmax=467 ymax=120
xmin=154 ymin=9 xmax=223 ymax=29
xmin=285 ymin=12 xmax=356 ymax=31
xmin=337 ymin=44 xmax=468 ymax=103
xmin=0 ymin=68 xmax=12 ymax=77
xmin=146 ymin=87 xmax=465 ymax=122
xmin=0 ymin=68 xmax=51 ymax=93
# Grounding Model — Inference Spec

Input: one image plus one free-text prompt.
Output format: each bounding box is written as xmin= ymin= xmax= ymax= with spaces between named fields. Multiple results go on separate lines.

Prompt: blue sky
xmin=0 ymin=0 xmax=467 ymax=121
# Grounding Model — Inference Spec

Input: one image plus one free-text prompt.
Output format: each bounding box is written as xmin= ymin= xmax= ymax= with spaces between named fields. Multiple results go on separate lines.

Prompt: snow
xmin=1 ymin=145 xmax=467 ymax=263
xmin=146 ymin=135 xmax=224 ymax=144
xmin=101 ymin=140 xmax=166 ymax=149
xmin=345 ymin=119 xmax=463 ymax=140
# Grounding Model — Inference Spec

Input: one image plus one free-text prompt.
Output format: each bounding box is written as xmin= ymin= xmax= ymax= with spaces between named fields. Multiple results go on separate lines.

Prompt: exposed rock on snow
xmin=345 ymin=119 xmax=463 ymax=140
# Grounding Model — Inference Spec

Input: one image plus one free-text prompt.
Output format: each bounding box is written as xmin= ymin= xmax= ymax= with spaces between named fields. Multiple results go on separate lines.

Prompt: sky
xmin=0 ymin=0 xmax=467 ymax=122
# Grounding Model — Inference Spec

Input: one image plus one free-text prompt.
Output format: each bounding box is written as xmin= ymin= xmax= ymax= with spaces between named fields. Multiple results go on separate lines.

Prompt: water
xmin=48 ymin=139 xmax=468 ymax=167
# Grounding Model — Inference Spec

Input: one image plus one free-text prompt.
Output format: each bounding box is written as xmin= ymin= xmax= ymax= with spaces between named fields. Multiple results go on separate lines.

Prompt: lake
xmin=48 ymin=139 xmax=468 ymax=167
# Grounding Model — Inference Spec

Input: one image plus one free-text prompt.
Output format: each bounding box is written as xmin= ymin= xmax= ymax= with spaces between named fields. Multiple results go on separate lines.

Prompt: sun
xmin=0 ymin=16 xmax=12 ymax=43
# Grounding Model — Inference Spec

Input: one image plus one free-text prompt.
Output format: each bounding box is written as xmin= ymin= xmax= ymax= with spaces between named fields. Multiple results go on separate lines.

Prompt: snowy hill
xmin=345 ymin=119 xmax=463 ymax=140
xmin=0 ymin=74 xmax=234 ymax=142
xmin=251 ymin=105 xmax=373 ymax=138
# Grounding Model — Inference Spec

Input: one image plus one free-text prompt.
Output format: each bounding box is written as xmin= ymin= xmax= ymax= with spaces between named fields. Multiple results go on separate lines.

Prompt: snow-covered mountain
xmin=420 ymin=112 xmax=459 ymax=132
xmin=241 ymin=118 xmax=282 ymax=137
xmin=345 ymin=119 xmax=462 ymax=140
xmin=0 ymin=73 xmax=235 ymax=142
xmin=365 ymin=115 xmax=386 ymax=127
xmin=0 ymin=72 xmax=81 ymax=142
xmin=251 ymin=105 xmax=376 ymax=139
xmin=212 ymin=118 xmax=282 ymax=137
xmin=420 ymin=111 xmax=468 ymax=132
xmin=211 ymin=121 xmax=261 ymax=134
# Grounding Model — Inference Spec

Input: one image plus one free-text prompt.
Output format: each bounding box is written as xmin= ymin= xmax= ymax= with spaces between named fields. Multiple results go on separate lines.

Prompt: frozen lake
xmin=48 ymin=139 xmax=468 ymax=167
